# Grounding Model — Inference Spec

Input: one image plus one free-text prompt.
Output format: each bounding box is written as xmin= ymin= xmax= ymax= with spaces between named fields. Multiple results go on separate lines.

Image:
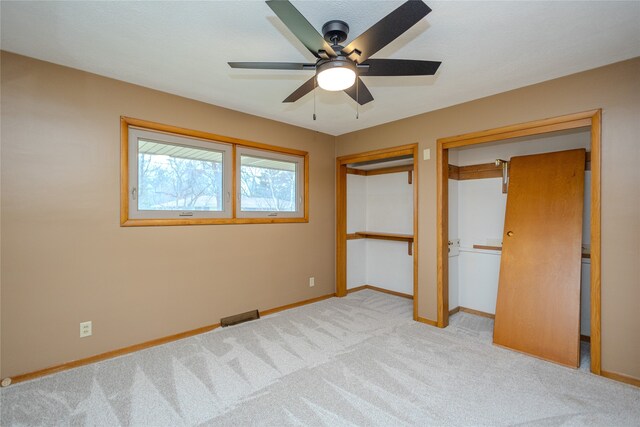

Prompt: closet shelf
xmin=347 ymin=232 xmax=414 ymax=255
xmin=472 ymin=244 xmax=502 ymax=251
xmin=352 ymin=231 xmax=413 ymax=242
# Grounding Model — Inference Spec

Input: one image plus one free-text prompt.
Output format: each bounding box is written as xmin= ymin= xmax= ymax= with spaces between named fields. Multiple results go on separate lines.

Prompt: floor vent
xmin=221 ymin=309 xmax=260 ymax=327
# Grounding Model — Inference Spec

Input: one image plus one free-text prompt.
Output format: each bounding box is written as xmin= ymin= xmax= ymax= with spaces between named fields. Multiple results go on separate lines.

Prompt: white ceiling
xmin=2 ymin=1 xmax=639 ymax=136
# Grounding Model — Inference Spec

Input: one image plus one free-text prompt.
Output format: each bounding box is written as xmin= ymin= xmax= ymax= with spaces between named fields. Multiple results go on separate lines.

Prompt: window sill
xmin=121 ymin=217 xmax=309 ymax=227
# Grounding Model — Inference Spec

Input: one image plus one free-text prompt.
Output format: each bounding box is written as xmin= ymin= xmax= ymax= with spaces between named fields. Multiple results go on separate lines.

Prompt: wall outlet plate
xmin=309 ymin=277 xmax=315 ymax=287
xmin=80 ymin=321 xmax=92 ymax=338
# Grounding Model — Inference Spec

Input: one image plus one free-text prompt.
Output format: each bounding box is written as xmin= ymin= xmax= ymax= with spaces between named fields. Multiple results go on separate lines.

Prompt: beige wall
xmin=0 ymin=52 xmax=336 ymax=377
xmin=336 ymin=58 xmax=640 ymax=379
xmin=2 ymin=50 xmax=639 ymax=382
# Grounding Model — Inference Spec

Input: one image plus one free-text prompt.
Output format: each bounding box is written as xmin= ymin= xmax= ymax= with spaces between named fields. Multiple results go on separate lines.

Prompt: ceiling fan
xmin=229 ymin=0 xmax=441 ymax=105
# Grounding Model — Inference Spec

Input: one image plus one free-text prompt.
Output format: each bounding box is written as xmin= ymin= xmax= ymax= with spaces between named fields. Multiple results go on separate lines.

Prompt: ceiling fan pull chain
xmin=313 ymin=77 xmax=317 ymax=121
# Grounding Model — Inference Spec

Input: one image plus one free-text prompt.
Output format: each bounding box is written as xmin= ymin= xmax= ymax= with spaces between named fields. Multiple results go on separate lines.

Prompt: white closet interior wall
xmin=347 ymin=174 xmax=367 ymax=289
xmin=448 ymin=129 xmax=592 ymax=335
xmin=347 ymin=172 xmax=414 ymax=295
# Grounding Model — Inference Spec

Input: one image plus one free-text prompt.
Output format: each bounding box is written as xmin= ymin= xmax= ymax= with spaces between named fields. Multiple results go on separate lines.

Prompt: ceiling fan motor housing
xmin=322 ymin=20 xmax=349 ymax=44
xmin=317 ymin=58 xmax=356 ymax=74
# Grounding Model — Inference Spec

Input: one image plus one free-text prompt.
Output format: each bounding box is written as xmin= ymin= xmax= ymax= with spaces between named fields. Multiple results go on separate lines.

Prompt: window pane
xmin=138 ymin=139 xmax=223 ymax=211
xmin=240 ymin=155 xmax=297 ymax=211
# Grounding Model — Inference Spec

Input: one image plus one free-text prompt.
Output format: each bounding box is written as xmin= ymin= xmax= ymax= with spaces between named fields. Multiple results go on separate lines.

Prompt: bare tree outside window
xmin=137 ymin=140 xmax=223 ymax=211
xmin=240 ymin=155 xmax=296 ymax=211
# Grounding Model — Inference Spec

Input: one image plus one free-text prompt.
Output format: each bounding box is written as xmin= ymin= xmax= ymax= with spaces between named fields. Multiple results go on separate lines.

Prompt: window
xmin=128 ymin=128 xmax=232 ymax=219
xmin=237 ymin=148 xmax=304 ymax=218
xmin=121 ymin=117 xmax=308 ymax=226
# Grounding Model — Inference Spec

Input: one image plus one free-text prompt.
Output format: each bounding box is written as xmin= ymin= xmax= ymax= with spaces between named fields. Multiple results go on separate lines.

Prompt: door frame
xmin=336 ymin=144 xmax=420 ymax=320
xmin=436 ymin=110 xmax=602 ymax=374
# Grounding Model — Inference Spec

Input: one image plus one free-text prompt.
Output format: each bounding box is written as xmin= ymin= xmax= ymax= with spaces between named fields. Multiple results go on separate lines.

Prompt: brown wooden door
xmin=493 ymin=149 xmax=585 ymax=367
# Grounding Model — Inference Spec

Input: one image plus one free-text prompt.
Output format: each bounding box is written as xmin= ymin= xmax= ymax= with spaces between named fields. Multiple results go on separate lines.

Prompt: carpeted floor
xmin=1 ymin=289 xmax=639 ymax=426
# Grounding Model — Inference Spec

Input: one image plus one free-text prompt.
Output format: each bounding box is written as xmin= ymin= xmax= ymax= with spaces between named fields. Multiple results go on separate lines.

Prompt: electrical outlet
xmin=309 ymin=277 xmax=315 ymax=287
xmin=80 ymin=321 xmax=92 ymax=338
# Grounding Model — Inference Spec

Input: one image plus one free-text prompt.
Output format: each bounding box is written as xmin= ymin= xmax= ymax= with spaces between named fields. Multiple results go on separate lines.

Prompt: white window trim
xmin=128 ymin=127 xmax=233 ymax=219
xmin=236 ymin=147 xmax=304 ymax=219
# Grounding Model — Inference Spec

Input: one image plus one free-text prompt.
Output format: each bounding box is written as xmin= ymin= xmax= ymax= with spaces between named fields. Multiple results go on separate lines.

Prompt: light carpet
xmin=1 ymin=289 xmax=639 ymax=426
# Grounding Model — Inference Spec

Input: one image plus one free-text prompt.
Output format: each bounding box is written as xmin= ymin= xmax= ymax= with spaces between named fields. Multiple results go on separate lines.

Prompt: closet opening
xmin=336 ymin=144 xmax=419 ymax=320
xmin=437 ymin=110 xmax=602 ymax=374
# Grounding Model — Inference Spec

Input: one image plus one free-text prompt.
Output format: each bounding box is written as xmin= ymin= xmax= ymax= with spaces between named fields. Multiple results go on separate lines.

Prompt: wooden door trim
xmin=438 ymin=111 xmax=597 ymax=148
xmin=336 ymin=144 xmax=416 ymax=163
xmin=336 ymin=160 xmax=347 ymax=297
xmin=589 ymin=110 xmax=602 ymax=374
xmin=436 ymin=109 xmax=602 ymax=375
xmin=437 ymin=146 xmax=449 ymax=326
xmin=336 ymin=144 xmax=420 ymax=320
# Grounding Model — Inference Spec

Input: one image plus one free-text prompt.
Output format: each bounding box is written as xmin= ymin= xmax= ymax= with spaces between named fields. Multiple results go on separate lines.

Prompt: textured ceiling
xmin=2 ymin=1 xmax=639 ymax=136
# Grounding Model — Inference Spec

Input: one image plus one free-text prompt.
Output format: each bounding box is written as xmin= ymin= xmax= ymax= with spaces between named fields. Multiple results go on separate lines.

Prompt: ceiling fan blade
xmin=228 ymin=62 xmax=315 ymax=70
xmin=342 ymin=1 xmax=431 ymax=63
xmin=344 ymin=78 xmax=374 ymax=105
xmin=360 ymin=59 xmax=441 ymax=76
xmin=283 ymin=76 xmax=316 ymax=102
xmin=266 ymin=0 xmax=337 ymax=58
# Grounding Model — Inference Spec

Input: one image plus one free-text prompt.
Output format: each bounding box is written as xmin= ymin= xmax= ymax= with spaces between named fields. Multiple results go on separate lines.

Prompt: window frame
xmin=236 ymin=147 xmax=305 ymax=219
xmin=128 ymin=127 xmax=233 ymax=220
xmin=121 ymin=116 xmax=309 ymax=226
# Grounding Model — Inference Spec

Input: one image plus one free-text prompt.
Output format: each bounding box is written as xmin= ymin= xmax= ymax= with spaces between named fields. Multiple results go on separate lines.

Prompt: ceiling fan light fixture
xmin=316 ymin=60 xmax=356 ymax=91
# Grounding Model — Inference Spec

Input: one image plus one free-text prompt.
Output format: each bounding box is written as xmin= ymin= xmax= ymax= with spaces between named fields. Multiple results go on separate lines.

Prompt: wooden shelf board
xmin=473 ymin=244 xmax=502 ymax=251
xmin=348 ymin=231 xmax=414 ymax=255
xmin=355 ymin=231 xmax=414 ymax=242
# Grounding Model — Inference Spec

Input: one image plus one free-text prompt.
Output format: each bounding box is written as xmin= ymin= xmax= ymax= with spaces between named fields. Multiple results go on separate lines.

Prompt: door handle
xmin=506 ymin=231 xmax=514 ymax=237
